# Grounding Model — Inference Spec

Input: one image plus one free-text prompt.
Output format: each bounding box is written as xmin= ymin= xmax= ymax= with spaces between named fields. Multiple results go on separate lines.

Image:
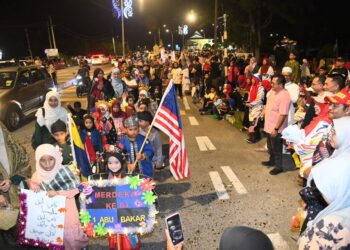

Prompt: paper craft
xmin=18 ymin=189 xmax=66 ymax=249
xmin=79 ymin=175 xmax=158 ymax=236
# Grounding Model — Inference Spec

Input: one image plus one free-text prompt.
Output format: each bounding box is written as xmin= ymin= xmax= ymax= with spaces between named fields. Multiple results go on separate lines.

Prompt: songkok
xmin=51 ymin=119 xmax=67 ymax=134
xmin=124 ymin=116 xmax=139 ymax=128
xmin=139 ymin=98 xmax=150 ymax=106
xmin=137 ymin=111 xmax=153 ymax=123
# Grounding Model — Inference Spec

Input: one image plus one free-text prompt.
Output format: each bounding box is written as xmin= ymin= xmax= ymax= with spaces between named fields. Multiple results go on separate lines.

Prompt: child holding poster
xmin=104 ymin=150 xmax=141 ymax=250
xmin=30 ymin=144 xmax=88 ymax=250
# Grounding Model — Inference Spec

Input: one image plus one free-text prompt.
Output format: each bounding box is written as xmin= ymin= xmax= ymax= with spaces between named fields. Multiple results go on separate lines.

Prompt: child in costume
xmin=105 ymin=150 xmax=141 ymax=250
xmin=30 ymin=144 xmax=88 ymax=250
xmin=51 ymin=119 xmax=73 ymax=165
xmin=109 ymin=99 xmax=127 ymax=143
xmin=137 ymin=111 xmax=164 ymax=170
xmin=80 ymin=114 xmax=103 ymax=165
xmin=93 ymin=100 xmax=118 ymax=147
xmin=124 ymin=95 xmax=136 ymax=118
xmin=121 ymin=116 xmax=154 ymax=178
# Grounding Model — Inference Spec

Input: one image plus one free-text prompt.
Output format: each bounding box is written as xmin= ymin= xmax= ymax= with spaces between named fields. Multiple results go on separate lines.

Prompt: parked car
xmin=83 ymin=56 xmax=92 ymax=64
xmin=91 ymin=54 xmax=110 ymax=65
xmin=0 ymin=66 xmax=55 ymax=131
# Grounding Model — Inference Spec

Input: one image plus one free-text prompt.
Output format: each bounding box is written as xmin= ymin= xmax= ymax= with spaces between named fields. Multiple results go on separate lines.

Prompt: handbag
xmin=0 ymin=206 xmax=19 ymax=230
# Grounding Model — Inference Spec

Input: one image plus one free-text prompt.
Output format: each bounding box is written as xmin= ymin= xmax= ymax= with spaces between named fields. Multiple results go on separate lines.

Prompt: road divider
xmin=188 ymin=116 xmax=199 ymax=126
xmin=209 ymin=171 xmax=230 ymax=200
xmin=195 ymin=136 xmax=216 ymax=151
xmin=183 ymin=96 xmax=191 ymax=110
xmin=221 ymin=166 xmax=248 ymax=194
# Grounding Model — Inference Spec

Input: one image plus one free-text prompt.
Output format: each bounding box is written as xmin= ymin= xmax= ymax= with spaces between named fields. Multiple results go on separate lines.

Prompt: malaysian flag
xmin=153 ymin=80 xmax=189 ymax=180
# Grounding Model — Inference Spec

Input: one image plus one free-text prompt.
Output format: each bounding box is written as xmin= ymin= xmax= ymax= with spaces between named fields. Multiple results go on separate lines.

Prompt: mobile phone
xmin=165 ymin=212 xmax=184 ymax=246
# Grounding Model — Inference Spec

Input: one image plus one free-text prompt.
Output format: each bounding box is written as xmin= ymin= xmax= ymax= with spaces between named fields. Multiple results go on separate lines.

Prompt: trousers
xmin=266 ymin=133 xmax=283 ymax=169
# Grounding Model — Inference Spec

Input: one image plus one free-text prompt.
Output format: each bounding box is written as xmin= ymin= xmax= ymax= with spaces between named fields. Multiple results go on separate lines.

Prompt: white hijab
xmin=35 ymin=144 xmax=63 ymax=184
xmin=35 ymin=91 xmax=68 ymax=132
xmin=307 ymin=116 xmax=350 ymax=229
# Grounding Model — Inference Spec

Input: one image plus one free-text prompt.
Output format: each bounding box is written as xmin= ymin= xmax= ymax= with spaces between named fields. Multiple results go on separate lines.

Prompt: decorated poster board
xmin=79 ymin=175 xmax=158 ymax=237
xmin=18 ymin=189 xmax=66 ymax=249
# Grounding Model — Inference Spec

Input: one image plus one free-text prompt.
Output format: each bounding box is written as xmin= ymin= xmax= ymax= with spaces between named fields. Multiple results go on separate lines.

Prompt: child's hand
xmin=136 ymin=152 xmax=146 ymax=161
xmin=0 ymin=195 xmax=8 ymax=207
xmin=47 ymin=191 xmax=57 ymax=198
xmin=127 ymin=163 xmax=136 ymax=172
xmin=28 ymin=180 xmax=41 ymax=193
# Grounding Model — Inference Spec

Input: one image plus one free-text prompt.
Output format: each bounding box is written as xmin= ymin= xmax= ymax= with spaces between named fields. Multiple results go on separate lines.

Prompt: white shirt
xmin=171 ymin=68 xmax=182 ymax=84
xmin=285 ymin=81 xmax=300 ymax=125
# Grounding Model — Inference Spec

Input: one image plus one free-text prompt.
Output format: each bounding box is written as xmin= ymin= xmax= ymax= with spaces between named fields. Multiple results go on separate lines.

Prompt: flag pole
xmin=130 ymin=80 xmax=174 ymax=170
xmin=67 ymin=113 xmax=77 ymax=165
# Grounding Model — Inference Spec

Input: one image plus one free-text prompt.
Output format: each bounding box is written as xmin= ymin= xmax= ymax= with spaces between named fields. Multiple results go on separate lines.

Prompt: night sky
xmin=0 ymin=0 xmax=348 ymax=59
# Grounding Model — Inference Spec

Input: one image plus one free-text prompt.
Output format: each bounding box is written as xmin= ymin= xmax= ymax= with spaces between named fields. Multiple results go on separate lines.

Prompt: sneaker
xmin=269 ymin=167 xmax=283 ymax=175
xmin=261 ymin=161 xmax=275 ymax=167
xmin=246 ymin=138 xmax=257 ymax=144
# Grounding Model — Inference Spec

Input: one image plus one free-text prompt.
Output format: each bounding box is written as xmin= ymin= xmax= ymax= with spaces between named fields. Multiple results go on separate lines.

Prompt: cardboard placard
xmin=79 ymin=175 xmax=157 ymax=236
xmin=19 ymin=189 xmax=66 ymax=249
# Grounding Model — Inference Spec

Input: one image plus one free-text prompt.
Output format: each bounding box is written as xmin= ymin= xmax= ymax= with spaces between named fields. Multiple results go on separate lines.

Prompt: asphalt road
xmin=10 ymin=77 xmax=301 ymax=249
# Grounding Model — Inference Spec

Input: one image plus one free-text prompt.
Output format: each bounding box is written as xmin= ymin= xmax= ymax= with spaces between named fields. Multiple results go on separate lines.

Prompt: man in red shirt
xmin=262 ymin=75 xmax=291 ymax=175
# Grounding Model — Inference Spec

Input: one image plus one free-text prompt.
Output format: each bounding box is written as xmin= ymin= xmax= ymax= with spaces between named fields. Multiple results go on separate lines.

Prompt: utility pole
xmin=112 ymin=36 xmax=117 ymax=56
xmin=171 ymin=31 xmax=174 ymax=51
xmin=214 ymin=0 xmax=218 ymax=51
xmin=47 ymin=22 xmax=52 ymax=48
xmin=223 ymin=13 xmax=228 ymax=57
xmin=49 ymin=16 xmax=57 ymax=49
xmin=158 ymin=27 xmax=161 ymax=45
xmin=25 ymin=28 xmax=33 ymax=60
xmin=121 ymin=0 xmax=126 ymax=58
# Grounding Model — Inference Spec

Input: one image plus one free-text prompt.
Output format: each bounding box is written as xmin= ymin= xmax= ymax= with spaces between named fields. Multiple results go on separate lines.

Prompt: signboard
xmin=79 ymin=175 xmax=157 ymax=237
xmin=18 ymin=189 xmax=66 ymax=249
xmin=44 ymin=48 xmax=59 ymax=57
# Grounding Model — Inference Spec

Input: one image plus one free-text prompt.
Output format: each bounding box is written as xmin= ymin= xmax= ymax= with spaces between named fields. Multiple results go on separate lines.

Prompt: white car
xmin=91 ymin=54 xmax=109 ymax=65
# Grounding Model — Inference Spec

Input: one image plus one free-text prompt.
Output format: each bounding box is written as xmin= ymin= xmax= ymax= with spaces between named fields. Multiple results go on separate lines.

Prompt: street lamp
xmin=165 ymin=29 xmax=174 ymax=51
xmin=187 ymin=10 xmax=197 ymax=23
xmin=200 ymin=29 xmax=205 ymax=38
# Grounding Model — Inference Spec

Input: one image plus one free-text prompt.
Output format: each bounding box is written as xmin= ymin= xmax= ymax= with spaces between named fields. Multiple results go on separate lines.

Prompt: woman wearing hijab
xmin=246 ymin=76 xmax=264 ymax=143
xmin=31 ymin=91 xmax=68 ymax=150
xmin=282 ymin=92 xmax=334 ymax=178
xmin=258 ymin=58 xmax=274 ymax=80
xmin=110 ymin=68 xmax=127 ymax=100
xmin=0 ymin=122 xmax=31 ymax=246
xmin=88 ymin=68 xmax=114 ymax=111
xmin=30 ymin=144 xmax=89 ymax=250
xmin=298 ymin=116 xmax=350 ymax=249
xmin=109 ymin=99 xmax=126 ymax=143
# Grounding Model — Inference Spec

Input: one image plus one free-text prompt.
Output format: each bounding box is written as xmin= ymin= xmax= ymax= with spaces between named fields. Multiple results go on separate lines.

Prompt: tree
xmin=224 ymin=0 xmax=307 ymax=59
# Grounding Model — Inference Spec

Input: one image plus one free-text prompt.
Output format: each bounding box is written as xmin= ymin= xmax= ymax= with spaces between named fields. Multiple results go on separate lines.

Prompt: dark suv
xmin=0 ymin=66 xmax=54 ymax=131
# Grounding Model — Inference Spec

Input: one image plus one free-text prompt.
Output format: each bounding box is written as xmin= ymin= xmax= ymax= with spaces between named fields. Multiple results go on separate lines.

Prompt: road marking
xmin=183 ymin=96 xmax=190 ymax=110
xmin=180 ymin=110 xmax=186 ymax=116
xmin=188 ymin=116 xmax=199 ymax=126
xmin=209 ymin=171 xmax=230 ymax=200
xmin=267 ymin=233 xmax=290 ymax=250
xmin=221 ymin=166 xmax=248 ymax=194
xmin=195 ymin=136 xmax=216 ymax=151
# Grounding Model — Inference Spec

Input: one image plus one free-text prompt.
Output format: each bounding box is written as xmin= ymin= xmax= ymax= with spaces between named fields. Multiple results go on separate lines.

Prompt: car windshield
xmin=0 ymin=72 xmax=17 ymax=89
